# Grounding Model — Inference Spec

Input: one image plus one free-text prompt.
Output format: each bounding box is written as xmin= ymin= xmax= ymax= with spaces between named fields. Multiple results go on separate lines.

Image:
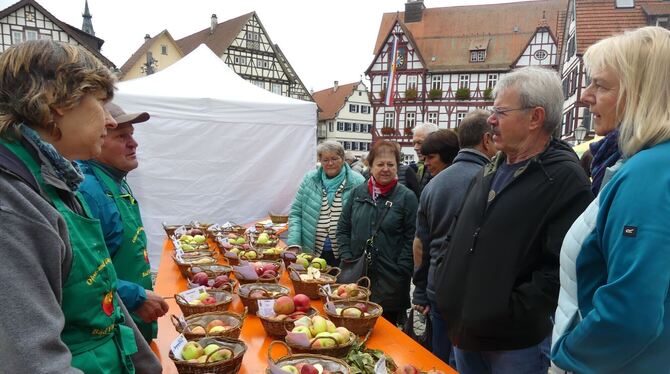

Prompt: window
xmin=459 ymin=74 xmax=470 ymax=89
xmin=343 ymin=141 xmax=351 ymax=150
xmin=337 ymin=122 xmax=344 ymax=131
xmin=431 ymin=75 xmax=442 ymax=90
xmin=344 ymin=122 xmax=352 ymax=132
xmin=271 ymin=83 xmax=282 ymax=95
xmin=349 ymin=104 xmax=359 ymax=113
xmin=161 ymin=44 xmax=168 ymax=55
xmin=358 ymin=91 xmax=362 ymax=96
xmin=615 ymin=0 xmax=634 ymax=8
xmin=246 ymin=31 xmax=260 ymax=49
xmin=533 ymin=49 xmax=548 ymax=61
xmin=25 ymin=30 xmax=38 ymax=41
xmin=427 ymin=112 xmax=438 ymax=124
xmin=352 ymin=142 xmax=359 ymax=151
xmin=361 ymin=105 xmax=370 ymax=114
xmin=487 ymin=74 xmax=498 ymax=89
xmin=40 ymin=33 xmax=52 ymax=40
xmin=353 ymin=123 xmax=360 ymax=132
xmin=328 ymin=123 xmax=334 ymax=132
xmin=12 ymin=31 xmax=23 ymax=44
xmin=252 ymin=80 xmax=264 ymax=89
xmin=656 ymin=17 xmax=669 ymax=29
xmin=384 ymin=112 xmax=395 ymax=127
xmin=407 ymin=75 xmax=417 ymax=89
xmin=567 ymin=35 xmax=576 ymax=58
xmin=470 ymin=50 xmax=486 ymax=62
xmin=362 ymin=124 xmax=371 ymax=133
xmin=406 ymin=112 xmax=416 ymax=128
xmin=456 ymin=112 xmax=467 ymax=126
xmin=570 ymin=70 xmax=578 ymax=95
xmin=562 ymin=78 xmax=569 ymax=99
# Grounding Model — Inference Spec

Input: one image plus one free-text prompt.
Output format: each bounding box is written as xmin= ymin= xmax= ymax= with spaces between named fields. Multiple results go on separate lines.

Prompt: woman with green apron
xmin=0 ymin=40 xmax=160 ymax=373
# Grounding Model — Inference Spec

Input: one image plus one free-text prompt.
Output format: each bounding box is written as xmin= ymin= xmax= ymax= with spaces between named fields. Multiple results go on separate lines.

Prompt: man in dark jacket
xmin=413 ymin=110 xmax=496 ymax=367
xmin=434 ymin=67 xmax=593 ymax=374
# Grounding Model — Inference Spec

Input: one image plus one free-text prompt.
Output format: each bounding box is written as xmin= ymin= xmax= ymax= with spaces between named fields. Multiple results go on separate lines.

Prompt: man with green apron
xmin=1 ymin=136 xmax=138 ymax=373
xmin=79 ymin=103 xmax=168 ymax=343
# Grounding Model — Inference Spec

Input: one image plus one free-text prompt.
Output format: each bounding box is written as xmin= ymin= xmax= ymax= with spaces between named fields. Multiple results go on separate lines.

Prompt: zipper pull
xmin=469 ymin=227 xmax=481 ymax=253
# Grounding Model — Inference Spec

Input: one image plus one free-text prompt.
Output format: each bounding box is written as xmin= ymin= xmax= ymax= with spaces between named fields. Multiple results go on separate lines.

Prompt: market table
xmin=151 ymin=234 xmax=456 ymax=373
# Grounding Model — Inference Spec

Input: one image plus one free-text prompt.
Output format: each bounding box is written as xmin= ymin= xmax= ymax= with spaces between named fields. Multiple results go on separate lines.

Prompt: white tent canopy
xmin=114 ymin=45 xmax=317 ymax=270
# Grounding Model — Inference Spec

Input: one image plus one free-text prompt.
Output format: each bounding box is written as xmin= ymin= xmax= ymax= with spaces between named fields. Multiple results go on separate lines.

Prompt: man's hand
xmin=135 ymin=290 xmax=169 ymax=323
xmin=413 ymin=304 xmax=430 ymax=315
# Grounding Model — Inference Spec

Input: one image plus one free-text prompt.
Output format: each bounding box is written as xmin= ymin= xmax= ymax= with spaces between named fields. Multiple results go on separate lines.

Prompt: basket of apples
xmin=223 ymin=247 xmax=261 ymax=266
xmin=170 ymin=336 xmax=247 ymax=374
xmin=266 ymin=340 xmax=351 ymax=374
xmin=176 ymin=229 xmax=212 ymax=253
xmin=233 ymin=260 xmax=282 ymax=284
xmin=187 ymin=264 xmax=233 ymax=280
xmin=258 ymin=294 xmax=319 ymax=338
xmin=259 ymin=246 xmax=285 ymax=261
xmin=318 ymin=277 xmax=371 ymax=304
xmin=238 ymin=283 xmax=291 ymax=315
xmin=285 ymin=314 xmax=357 ymax=358
xmin=251 ymin=231 xmax=279 ymax=249
xmin=173 ymin=255 xmax=219 ymax=278
xmin=175 ymin=289 xmax=234 ymax=317
xmin=323 ymin=300 xmax=383 ymax=337
xmin=280 ymin=245 xmax=302 ymax=268
xmin=289 ymin=267 xmax=341 ymax=300
xmin=187 ymin=271 xmax=237 ymax=293
xmin=171 ymin=308 xmax=247 ymax=340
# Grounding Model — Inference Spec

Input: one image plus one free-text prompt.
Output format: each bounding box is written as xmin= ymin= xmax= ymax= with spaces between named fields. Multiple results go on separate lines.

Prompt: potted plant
xmin=455 ymin=87 xmax=471 ymax=101
xmin=403 ymin=127 xmax=413 ymax=136
xmin=428 ymin=88 xmax=443 ymax=100
xmin=405 ymin=87 xmax=418 ymax=100
xmin=483 ymin=87 xmax=493 ymax=100
xmin=381 ymin=127 xmax=395 ymax=135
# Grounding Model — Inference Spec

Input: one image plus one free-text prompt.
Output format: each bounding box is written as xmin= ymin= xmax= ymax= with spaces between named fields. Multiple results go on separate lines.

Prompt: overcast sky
xmin=1 ymin=0 xmax=526 ymax=92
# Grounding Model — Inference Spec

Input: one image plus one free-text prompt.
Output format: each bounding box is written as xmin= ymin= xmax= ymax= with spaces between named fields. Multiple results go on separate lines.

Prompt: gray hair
xmin=344 ymin=151 xmax=356 ymax=162
xmin=493 ymin=66 xmax=564 ymax=134
xmin=413 ymin=122 xmax=438 ymax=136
xmin=317 ymin=140 xmax=345 ymax=160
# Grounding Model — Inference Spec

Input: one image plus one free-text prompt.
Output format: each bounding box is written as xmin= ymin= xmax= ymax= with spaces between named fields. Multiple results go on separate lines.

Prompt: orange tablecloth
xmin=152 ymin=237 xmax=456 ymax=373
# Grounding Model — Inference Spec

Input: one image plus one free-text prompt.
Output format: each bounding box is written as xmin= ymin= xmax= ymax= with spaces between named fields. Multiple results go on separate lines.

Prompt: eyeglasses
xmin=321 ymin=157 xmax=341 ymax=165
xmin=487 ymin=106 xmax=532 ymax=119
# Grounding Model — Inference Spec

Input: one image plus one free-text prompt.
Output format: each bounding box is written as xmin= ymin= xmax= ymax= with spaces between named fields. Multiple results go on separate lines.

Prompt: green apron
xmin=3 ymin=139 xmax=137 ymax=374
xmin=90 ymin=164 xmax=156 ymax=342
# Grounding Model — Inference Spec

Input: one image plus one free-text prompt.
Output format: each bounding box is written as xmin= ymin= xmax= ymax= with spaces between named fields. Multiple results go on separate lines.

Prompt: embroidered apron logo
xmin=102 ymin=291 xmax=114 ymax=316
xmin=86 ymin=257 xmax=112 ymax=285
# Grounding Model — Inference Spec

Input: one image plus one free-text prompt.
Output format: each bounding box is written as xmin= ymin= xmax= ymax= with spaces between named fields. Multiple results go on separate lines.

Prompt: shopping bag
xmin=402 ymin=308 xmax=432 ymax=351
xmin=337 ymin=248 xmax=369 ymax=284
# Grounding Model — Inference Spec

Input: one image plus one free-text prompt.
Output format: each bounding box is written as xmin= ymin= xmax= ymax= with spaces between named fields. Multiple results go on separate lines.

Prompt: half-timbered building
xmin=559 ymin=0 xmax=670 ymax=142
xmin=119 ymin=30 xmax=184 ymax=80
xmin=366 ymin=0 xmax=567 ymax=157
xmin=0 ymin=0 xmax=114 ymax=68
xmin=313 ymin=81 xmax=373 ymax=158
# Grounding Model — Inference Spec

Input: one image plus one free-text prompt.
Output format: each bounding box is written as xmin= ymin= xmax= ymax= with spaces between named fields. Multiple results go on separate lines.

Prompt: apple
xmin=203 ymin=344 xmax=220 ymax=356
xmin=354 ymin=302 xmax=368 ymax=313
xmin=208 ymin=325 xmax=228 ymax=334
xmin=179 ymin=234 xmax=194 ymax=242
xmin=208 ymin=347 xmax=233 ymax=362
xmin=334 ymin=327 xmax=350 ymax=344
xmin=325 ymin=319 xmax=336 ymax=333
xmin=295 ymin=257 xmax=309 ymax=267
xmin=310 ymin=258 xmax=327 ymax=270
xmin=291 ymin=325 xmax=312 ymax=339
xmin=293 ymin=294 xmax=311 ymax=312
xmin=202 ymin=296 xmax=217 ymax=305
xmin=193 ymin=234 xmax=207 ymax=244
xmin=274 ymin=295 xmax=295 ymax=315
xmin=192 ymin=272 xmax=209 ymax=286
xmin=244 ymin=250 xmax=257 ymax=259
xmin=342 ymin=308 xmax=362 ymax=318
xmin=345 ymin=283 xmax=359 ymax=297
xmin=196 ymin=355 xmax=208 ymax=364
xmin=206 ymin=319 xmax=225 ymax=331
xmin=281 ymin=365 xmax=299 ymax=374
xmin=310 ymin=316 xmax=328 ymax=335
xmin=212 ymin=275 xmax=230 ymax=288
xmin=330 ymin=331 xmax=346 ymax=345
xmin=198 ymin=291 xmax=210 ymax=301
xmin=394 ymin=364 xmax=420 ymax=374
xmin=181 ymin=244 xmax=194 ymax=252
xmin=313 ymin=332 xmax=336 ymax=348
xmin=229 ymin=247 xmax=240 ymax=255
xmin=261 ymin=269 xmax=277 ymax=278
xmin=235 ymin=237 xmax=246 ymax=245
xmin=189 ymin=325 xmax=206 ymax=334
xmin=181 ymin=341 xmax=203 ymax=360
xmin=188 ymin=299 xmax=202 ymax=306
xmin=300 ymin=363 xmax=319 ymax=374
xmin=293 ymin=315 xmax=312 ymax=328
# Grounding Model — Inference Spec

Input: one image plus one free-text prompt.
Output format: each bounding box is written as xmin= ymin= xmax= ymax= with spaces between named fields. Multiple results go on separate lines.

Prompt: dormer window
xmin=616 ymin=0 xmax=634 ymax=8
xmin=469 ymin=38 xmax=490 ymax=63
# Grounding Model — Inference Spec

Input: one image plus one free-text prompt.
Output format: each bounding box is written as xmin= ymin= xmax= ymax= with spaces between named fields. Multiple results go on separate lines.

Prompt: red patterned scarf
xmin=367 ymin=175 xmax=398 ymax=202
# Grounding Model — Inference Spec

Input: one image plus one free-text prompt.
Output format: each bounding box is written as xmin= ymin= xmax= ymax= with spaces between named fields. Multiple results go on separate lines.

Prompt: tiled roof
xmin=175 ymin=12 xmax=253 ymax=56
xmin=119 ymin=30 xmax=182 ymax=78
xmin=372 ymin=0 xmax=568 ymax=72
xmin=641 ymin=2 xmax=670 ymax=16
xmin=556 ymin=8 xmax=567 ymax=60
xmin=575 ymin=0 xmax=659 ymax=55
xmin=0 ymin=0 xmax=114 ymax=67
xmin=312 ymin=82 xmax=359 ymax=121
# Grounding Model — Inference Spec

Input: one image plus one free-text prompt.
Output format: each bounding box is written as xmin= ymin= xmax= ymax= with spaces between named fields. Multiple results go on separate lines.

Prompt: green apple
xmin=181 ymin=244 xmax=194 ymax=252
xmin=203 ymin=344 xmax=220 ymax=356
xmin=325 ymin=319 xmax=336 ymax=333
xmin=310 ymin=316 xmax=328 ymax=335
xmin=310 ymin=258 xmax=327 ymax=270
xmin=193 ymin=235 xmax=207 ymax=244
xmin=313 ymin=332 xmax=336 ymax=347
xmin=280 ymin=365 xmax=299 ymax=374
xmin=179 ymin=234 xmax=194 ymax=242
xmin=296 ymin=257 xmax=309 ymax=267
xmin=181 ymin=341 xmax=203 ymax=360
xmin=235 ymin=237 xmax=246 ymax=245
xmin=291 ymin=325 xmax=312 ymax=339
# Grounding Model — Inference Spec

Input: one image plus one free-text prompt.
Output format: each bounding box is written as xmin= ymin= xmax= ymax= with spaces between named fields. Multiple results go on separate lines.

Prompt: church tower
xmin=81 ymin=0 xmax=94 ymax=36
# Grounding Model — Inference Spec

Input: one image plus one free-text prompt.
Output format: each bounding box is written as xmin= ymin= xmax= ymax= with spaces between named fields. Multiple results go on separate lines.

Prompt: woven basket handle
xmin=327 ymin=267 xmax=342 ymax=277
xmin=248 ymin=286 xmax=271 ymax=298
xmin=174 ymin=293 xmax=189 ymax=305
xmin=169 ymin=314 xmax=184 ymax=329
xmin=240 ymin=306 xmax=248 ymax=320
xmin=357 ymin=276 xmax=371 ymax=289
xmin=309 ymin=335 xmax=340 ymax=348
xmin=267 ymin=340 xmax=292 ymax=364
xmin=289 ymin=268 xmax=301 ymax=280
xmin=204 ymin=346 xmax=233 ymax=363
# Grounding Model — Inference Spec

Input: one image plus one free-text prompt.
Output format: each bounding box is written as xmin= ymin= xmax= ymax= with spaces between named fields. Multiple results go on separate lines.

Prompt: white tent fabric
xmin=114 ymin=45 xmax=317 ymax=270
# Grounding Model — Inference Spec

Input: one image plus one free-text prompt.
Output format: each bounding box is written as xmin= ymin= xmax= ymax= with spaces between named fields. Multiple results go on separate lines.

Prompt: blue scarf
xmin=320 ymin=164 xmax=347 ymax=205
xmin=20 ymin=124 xmax=84 ymax=191
xmin=589 ymin=129 xmax=621 ymax=194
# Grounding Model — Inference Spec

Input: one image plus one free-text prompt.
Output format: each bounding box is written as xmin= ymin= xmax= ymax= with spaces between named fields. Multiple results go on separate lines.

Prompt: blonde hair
xmin=0 ymin=40 xmax=115 ymax=138
xmin=583 ymin=26 xmax=670 ymax=157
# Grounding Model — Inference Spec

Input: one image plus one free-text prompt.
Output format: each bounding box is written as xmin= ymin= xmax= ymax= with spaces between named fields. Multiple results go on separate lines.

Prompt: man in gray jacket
xmin=412 ymin=109 xmax=496 ymax=366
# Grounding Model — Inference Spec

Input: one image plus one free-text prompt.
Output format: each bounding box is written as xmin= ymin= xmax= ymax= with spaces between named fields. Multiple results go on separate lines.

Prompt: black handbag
xmin=402 ymin=308 xmax=433 ymax=351
xmin=337 ymin=201 xmax=393 ymax=284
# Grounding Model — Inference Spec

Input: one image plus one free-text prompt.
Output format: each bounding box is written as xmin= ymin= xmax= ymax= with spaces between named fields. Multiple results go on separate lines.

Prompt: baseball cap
xmin=105 ymin=102 xmax=150 ymax=125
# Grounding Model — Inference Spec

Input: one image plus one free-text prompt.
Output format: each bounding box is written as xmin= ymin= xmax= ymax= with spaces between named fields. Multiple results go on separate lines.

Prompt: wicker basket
xmin=170 ymin=309 xmax=247 ymax=340
xmin=169 ymin=336 xmax=247 ymax=374
xmin=221 ymin=225 xmax=247 ymax=236
xmin=266 ymin=341 xmax=351 ymax=374
xmin=187 ymin=265 xmax=233 ymax=279
xmin=289 ymin=268 xmax=341 ymax=300
xmin=269 ymin=213 xmax=289 ymax=224
xmin=175 ymin=290 xmax=234 ymax=317
xmin=285 ymin=331 xmax=356 ymax=358
xmin=186 ymin=278 xmax=237 ymax=293
xmin=173 ymin=255 xmax=218 ymax=278
xmin=233 ymin=259 xmax=283 ymax=285
xmin=323 ymin=300 xmax=383 ymax=336
xmin=237 ymin=283 xmax=290 ymax=315
xmin=280 ymin=246 xmax=301 ymax=268
xmin=258 ymin=307 xmax=318 ymax=338
xmin=318 ymin=277 xmax=371 ymax=304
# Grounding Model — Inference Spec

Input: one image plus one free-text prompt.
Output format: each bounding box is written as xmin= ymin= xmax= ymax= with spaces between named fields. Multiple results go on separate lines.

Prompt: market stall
xmin=152 ymin=224 xmax=456 ymax=373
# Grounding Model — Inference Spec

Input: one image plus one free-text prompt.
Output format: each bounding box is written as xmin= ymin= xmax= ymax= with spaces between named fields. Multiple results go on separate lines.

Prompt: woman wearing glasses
xmin=337 ymin=140 xmax=418 ymax=325
xmin=287 ymin=141 xmax=365 ymax=265
xmin=552 ymin=26 xmax=670 ymax=372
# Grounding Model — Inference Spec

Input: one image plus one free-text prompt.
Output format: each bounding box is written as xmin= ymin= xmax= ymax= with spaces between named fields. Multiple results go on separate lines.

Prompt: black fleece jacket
xmin=434 ymin=139 xmax=593 ymax=351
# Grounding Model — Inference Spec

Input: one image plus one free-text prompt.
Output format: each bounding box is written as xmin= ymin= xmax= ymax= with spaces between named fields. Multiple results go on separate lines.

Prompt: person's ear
xmin=528 ymin=106 xmax=545 ymax=131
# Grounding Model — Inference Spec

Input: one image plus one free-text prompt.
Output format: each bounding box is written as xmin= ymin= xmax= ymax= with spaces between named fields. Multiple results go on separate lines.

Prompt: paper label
xmin=175 ymin=225 xmax=187 ymax=236
xmin=175 ymin=247 xmax=184 ymax=257
xmin=247 ymin=226 xmax=257 ymax=233
xmin=222 ymin=221 xmax=233 ymax=228
xmin=207 ymin=223 xmax=220 ymax=232
xmin=170 ymin=334 xmax=188 ymax=360
xmin=178 ymin=286 xmax=207 ymax=302
xmin=175 ymin=253 xmax=183 ymax=263
xmin=178 ymin=315 xmax=187 ymax=330
xmin=257 ymin=299 xmax=276 ymax=317
xmin=323 ymin=284 xmax=332 ymax=295
xmin=374 ymin=355 xmax=387 ymax=374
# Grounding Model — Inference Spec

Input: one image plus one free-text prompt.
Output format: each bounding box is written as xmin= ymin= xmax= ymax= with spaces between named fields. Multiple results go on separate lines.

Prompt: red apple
xmin=293 ymin=294 xmax=311 ymax=313
xmin=300 ymin=364 xmax=319 ymax=374
xmin=261 ymin=269 xmax=277 ymax=278
xmin=202 ymin=296 xmax=217 ymax=305
xmin=354 ymin=302 xmax=368 ymax=313
xmin=273 ymin=295 xmax=295 ymax=315
xmin=192 ymin=272 xmax=209 ymax=286
xmin=213 ymin=275 xmax=230 ymax=288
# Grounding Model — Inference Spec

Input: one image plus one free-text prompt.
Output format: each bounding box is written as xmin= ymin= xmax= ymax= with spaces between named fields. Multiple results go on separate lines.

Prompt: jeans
xmin=454 ymin=335 xmax=551 ymax=374
xmin=429 ymin=301 xmax=456 ymax=368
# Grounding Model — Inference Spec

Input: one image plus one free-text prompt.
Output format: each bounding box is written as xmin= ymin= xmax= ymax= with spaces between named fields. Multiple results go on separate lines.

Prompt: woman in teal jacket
xmin=552 ymin=27 xmax=670 ymax=373
xmin=337 ymin=141 xmax=418 ymax=325
xmin=288 ymin=141 xmax=365 ymax=265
